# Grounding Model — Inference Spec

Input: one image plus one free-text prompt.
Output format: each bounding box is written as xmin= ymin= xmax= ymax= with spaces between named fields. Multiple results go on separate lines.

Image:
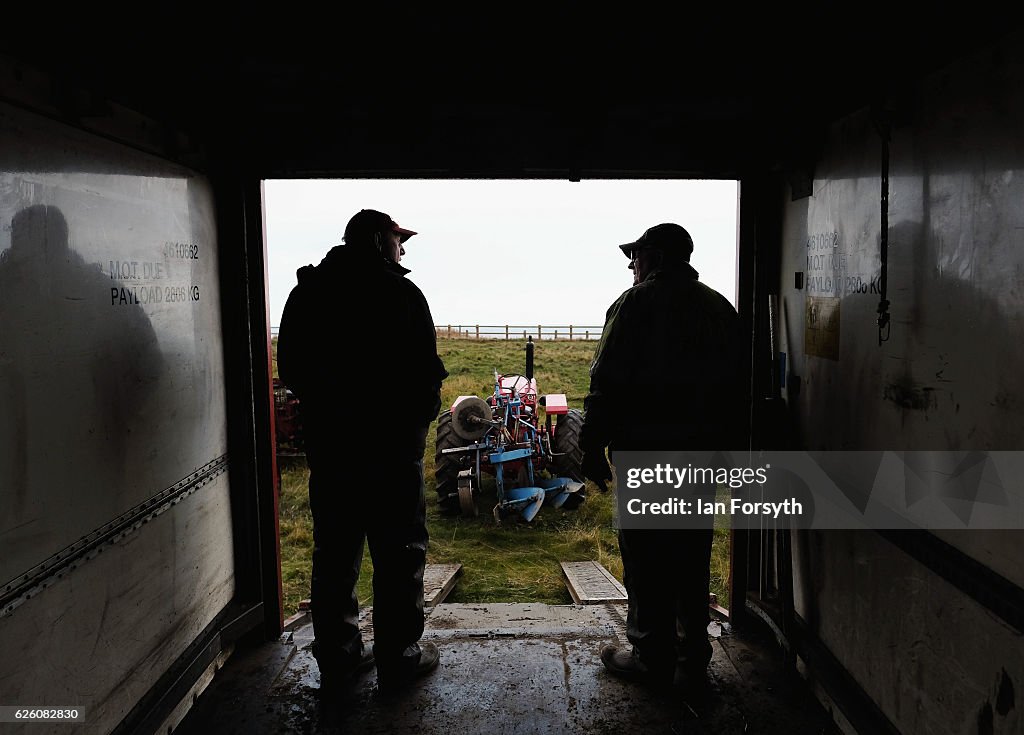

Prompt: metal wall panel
xmin=0 ymin=101 xmax=233 ymax=731
xmin=790 ymin=528 xmax=1023 ymax=735
xmin=0 ymin=101 xmax=228 ymax=583
xmin=0 ymin=478 xmax=233 ymax=735
xmin=779 ymin=31 xmax=1024 ymax=735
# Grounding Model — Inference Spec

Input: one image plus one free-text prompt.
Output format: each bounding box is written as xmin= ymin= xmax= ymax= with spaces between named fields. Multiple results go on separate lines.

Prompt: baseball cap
xmin=391 ymin=220 xmax=417 ymax=242
xmin=344 ymin=208 xmax=418 ymax=245
xmin=618 ymin=223 xmax=693 ymax=259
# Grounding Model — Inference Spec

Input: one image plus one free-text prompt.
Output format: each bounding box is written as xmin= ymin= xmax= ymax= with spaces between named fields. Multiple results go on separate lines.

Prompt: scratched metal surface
xmin=778 ymin=34 xmax=1024 ymax=579
xmin=0 ymin=100 xmax=233 ymax=735
xmin=0 ymin=100 xmax=228 ymax=587
xmin=777 ymin=31 xmax=1024 ymax=735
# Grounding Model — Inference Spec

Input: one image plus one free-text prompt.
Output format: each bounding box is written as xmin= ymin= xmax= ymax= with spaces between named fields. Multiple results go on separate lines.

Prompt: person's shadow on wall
xmin=0 ymin=204 xmax=164 ymax=583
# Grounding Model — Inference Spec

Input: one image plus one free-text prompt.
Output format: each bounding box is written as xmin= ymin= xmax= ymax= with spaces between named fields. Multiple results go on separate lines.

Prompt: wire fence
xmin=434 ymin=324 xmax=603 ymax=340
xmin=270 ymin=324 xmax=603 ymax=340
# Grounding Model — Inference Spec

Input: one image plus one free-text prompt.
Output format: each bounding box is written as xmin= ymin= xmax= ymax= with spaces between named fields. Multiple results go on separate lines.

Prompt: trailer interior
xmin=2 ymin=11 xmax=1023 ymax=734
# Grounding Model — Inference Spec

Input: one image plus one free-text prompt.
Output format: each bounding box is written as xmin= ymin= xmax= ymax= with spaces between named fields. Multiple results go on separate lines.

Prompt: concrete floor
xmin=174 ymin=603 xmax=840 ymax=735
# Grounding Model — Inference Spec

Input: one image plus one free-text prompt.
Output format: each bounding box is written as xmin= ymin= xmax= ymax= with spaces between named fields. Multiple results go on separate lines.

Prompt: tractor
xmin=434 ymin=337 xmax=586 ymax=522
xmin=272 ymin=377 xmax=304 ymax=455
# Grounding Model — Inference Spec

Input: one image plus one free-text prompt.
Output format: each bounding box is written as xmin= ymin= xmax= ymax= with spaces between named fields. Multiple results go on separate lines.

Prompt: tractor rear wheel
xmin=552 ymin=408 xmax=584 ymax=482
xmin=435 ymin=411 xmax=464 ymax=515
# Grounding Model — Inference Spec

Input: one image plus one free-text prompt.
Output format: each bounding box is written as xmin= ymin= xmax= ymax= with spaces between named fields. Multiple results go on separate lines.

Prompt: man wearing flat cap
xmin=581 ymin=222 xmax=744 ymax=692
xmin=277 ymin=208 xmax=448 ymax=695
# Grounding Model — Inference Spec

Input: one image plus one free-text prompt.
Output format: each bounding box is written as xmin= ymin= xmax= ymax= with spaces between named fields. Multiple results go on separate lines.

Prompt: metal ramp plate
xmin=424 ymin=563 xmax=463 ymax=606
xmin=559 ymin=561 xmax=627 ymax=604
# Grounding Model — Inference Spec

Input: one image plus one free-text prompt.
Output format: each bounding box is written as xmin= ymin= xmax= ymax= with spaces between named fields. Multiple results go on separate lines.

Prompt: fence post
xmin=537 ymin=324 xmax=541 ymax=339
xmin=569 ymin=325 xmax=573 ymax=340
xmin=475 ymin=324 xmax=479 ymax=339
xmin=505 ymin=325 xmax=509 ymax=340
xmin=586 ymin=330 xmax=590 ymax=340
xmin=447 ymin=324 xmax=451 ymax=337
xmin=554 ymin=329 xmax=558 ymax=340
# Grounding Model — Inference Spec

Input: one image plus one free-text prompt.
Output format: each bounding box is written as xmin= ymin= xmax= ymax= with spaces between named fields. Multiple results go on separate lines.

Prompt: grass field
xmin=274 ymin=337 xmax=731 ymax=616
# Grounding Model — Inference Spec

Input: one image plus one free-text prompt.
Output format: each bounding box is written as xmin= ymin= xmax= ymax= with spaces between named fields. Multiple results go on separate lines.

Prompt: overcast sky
xmin=262 ymin=179 xmax=738 ymax=331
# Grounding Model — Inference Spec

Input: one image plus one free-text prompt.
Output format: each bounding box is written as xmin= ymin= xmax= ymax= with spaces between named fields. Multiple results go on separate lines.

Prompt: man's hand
xmin=582 ymin=448 xmax=613 ymax=492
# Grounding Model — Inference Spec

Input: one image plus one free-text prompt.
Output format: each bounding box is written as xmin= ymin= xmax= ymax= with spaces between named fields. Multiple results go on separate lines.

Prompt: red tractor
xmin=272 ymin=378 xmax=304 ymax=455
xmin=434 ymin=337 xmax=586 ymax=521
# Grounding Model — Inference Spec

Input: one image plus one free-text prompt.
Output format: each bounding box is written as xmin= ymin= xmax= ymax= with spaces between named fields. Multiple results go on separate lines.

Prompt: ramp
xmin=560 ymin=560 xmax=627 ymax=604
xmin=424 ymin=563 xmax=463 ymax=606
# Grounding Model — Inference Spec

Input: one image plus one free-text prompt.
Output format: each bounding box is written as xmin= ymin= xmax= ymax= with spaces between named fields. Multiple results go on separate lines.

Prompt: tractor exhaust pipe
xmin=525 ymin=336 xmax=534 ymax=380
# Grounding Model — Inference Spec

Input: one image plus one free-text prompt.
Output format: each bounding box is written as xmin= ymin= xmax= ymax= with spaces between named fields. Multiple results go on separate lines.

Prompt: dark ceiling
xmin=3 ymin=9 xmax=1020 ymax=179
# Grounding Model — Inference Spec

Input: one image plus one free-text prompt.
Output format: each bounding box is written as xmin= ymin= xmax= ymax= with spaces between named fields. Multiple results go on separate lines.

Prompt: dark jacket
xmin=277 ymin=244 xmax=448 ymax=453
xmin=582 ymin=261 xmax=744 ymax=452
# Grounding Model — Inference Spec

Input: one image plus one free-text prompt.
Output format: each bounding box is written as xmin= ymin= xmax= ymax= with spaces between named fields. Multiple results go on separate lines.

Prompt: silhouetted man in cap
xmin=277 ymin=208 xmax=448 ymax=694
xmin=581 ymin=223 xmax=744 ymax=691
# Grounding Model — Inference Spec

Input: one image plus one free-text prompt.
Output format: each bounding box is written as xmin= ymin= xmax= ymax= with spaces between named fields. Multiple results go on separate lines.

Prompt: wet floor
xmin=174 ymin=603 xmax=840 ymax=735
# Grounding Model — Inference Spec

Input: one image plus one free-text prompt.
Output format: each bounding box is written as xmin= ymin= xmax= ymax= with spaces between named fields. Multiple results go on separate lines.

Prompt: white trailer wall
xmin=0 ymin=100 xmax=234 ymax=734
xmin=776 ymin=32 xmax=1024 ymax=735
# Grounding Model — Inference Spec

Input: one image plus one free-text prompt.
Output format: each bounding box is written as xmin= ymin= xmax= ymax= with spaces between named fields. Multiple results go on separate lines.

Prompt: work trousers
xmin=305 ymin=430 xmax=428 ymax=680
xmin=618 ymin=526 xmax=715 ymax=679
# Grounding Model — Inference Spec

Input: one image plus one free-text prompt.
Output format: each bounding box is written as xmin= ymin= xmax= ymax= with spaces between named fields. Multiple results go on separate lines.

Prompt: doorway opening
xmin=261 ymin=178 xmax=740 ymax=622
